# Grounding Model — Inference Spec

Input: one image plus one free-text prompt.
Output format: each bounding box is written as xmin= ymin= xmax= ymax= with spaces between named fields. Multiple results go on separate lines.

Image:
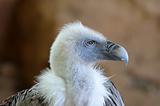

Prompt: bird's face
xmin=75 ymin=35 xmax=128 ymax=64
xmin=53 ymin=22 xmax=128 ymax=65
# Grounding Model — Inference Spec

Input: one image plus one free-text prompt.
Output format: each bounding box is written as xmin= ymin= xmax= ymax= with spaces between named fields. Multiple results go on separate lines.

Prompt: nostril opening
xmin=112 ymin=45 xmax=120 ymax=50
xmin=108 ymin=43 xmax=115 ymax=49
xmin=105 ymin=41 xmax=120 ymax=53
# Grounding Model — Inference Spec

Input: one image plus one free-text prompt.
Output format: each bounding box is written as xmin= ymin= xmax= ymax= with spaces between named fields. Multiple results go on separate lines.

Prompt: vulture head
xmin=49 ymin=22 xmax=128 ymax=74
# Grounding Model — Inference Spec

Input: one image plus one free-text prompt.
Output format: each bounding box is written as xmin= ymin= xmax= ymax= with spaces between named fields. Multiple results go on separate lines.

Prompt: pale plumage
xmin=0 ymin=22 xmax=128 ymax=106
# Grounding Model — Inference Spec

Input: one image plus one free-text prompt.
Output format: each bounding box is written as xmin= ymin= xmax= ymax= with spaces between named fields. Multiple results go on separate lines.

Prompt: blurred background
xmin=0 ymin=0 xmax=160 ymax=106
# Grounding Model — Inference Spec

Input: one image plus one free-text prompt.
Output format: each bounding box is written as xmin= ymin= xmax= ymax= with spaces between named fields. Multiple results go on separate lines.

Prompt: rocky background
xmin=0 ymin=0 xmax=160 ymax=106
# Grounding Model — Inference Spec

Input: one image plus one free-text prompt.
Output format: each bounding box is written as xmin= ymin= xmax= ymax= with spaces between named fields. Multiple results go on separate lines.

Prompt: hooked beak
xmin=103 ymin=41 xmax=129 ymax=64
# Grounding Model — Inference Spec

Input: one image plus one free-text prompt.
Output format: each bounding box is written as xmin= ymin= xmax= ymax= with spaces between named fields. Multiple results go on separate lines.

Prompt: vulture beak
xmin=103 ymin=41 xmax=129 ymax=64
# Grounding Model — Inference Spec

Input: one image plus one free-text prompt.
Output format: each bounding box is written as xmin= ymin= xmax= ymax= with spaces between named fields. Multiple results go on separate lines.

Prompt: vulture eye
xmin=84 ymin=40 xmax=97 ymax=47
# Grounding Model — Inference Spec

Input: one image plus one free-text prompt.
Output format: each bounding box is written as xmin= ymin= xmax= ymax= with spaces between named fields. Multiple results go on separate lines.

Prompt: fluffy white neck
xmin=65 ymin=63 xmax=108 ymax=106
xmin=37 ymin=62 xmax=110 ymax=106
xmin=40 ymin=35 xmax=109 ymax=105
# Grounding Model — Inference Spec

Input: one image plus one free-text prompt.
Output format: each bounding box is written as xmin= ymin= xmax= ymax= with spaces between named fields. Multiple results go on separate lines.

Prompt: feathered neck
xmin=47 ymin=35 xmax=110 ymax=106
xmin=37 ymin=63 xmax=110 ymax=106
xmin=65 ymin=63 xmax=109 ymax=106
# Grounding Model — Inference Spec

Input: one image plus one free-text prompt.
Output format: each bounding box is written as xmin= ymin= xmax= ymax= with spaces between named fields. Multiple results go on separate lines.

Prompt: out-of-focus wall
xmin=0 ymin=0 xmax=160 ymax=106
xmin=0 ymin=0 xmax=19 ymax=100
xmin=0 ymin=0 xmax=57 ymax=100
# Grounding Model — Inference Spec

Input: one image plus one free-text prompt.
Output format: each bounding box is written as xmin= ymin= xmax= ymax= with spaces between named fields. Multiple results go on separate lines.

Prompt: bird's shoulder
xmin=104 ymin=80 xmax=124 ymax=106
xmin=0 ymin=85 xmax=47 ymax=106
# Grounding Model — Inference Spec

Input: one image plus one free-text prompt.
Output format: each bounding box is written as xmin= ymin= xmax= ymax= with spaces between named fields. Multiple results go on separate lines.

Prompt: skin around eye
xmin=84 ymin=40 xmax=96 ymax=47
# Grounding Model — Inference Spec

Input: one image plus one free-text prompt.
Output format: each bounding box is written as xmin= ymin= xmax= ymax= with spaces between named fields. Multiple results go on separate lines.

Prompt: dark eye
xmin=84 ymin=40 xmax=97 ymax=47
